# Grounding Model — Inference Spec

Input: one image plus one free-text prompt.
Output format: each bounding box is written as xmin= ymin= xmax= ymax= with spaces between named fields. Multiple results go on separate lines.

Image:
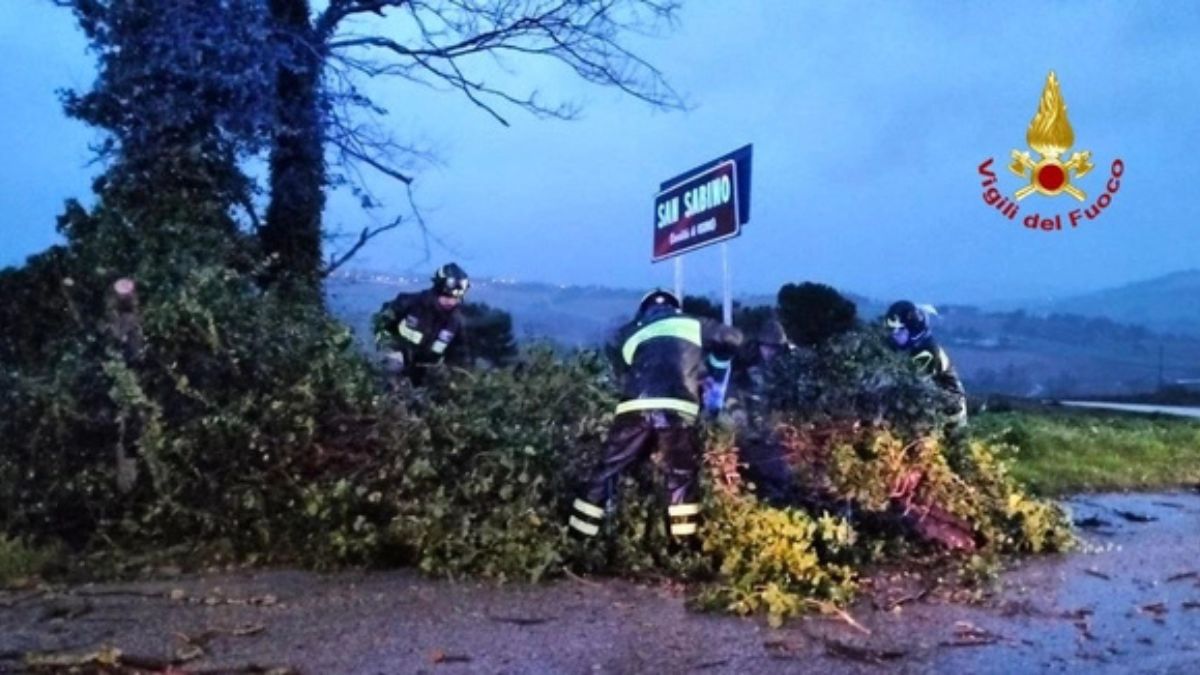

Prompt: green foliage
xmin=776 ymin=282 xmax=858 ymax=347
xmin=0 ymin=536 xmax=57 ymax=587
xmin=59 ymin=0 xmax=272 ymax=235
xmin=0 ymin=190 xmax=415 ymax=562
xmin=458 ymin=301 xmax=519 ymax=367
xmin=765 ymin=326 xmax=959 ymax=437
xmin=386 ymin=348 xmax=614 ymax=580
xmin=681 ymin=295 xmax=773 ymax=337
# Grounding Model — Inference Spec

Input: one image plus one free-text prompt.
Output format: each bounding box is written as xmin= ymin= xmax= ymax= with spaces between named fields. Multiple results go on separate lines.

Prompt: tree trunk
xmin=262 ymin=0 xmax=325 ymax=296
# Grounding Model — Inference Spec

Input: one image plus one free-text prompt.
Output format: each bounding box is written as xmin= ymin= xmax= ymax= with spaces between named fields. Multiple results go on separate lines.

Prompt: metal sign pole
xmin=721 ymin=243 xmax=732 ymax=326
xmin=674 ymin=256 xmax=684 ymax=302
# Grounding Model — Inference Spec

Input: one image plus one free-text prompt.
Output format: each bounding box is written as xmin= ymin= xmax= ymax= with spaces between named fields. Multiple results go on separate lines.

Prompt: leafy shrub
xmin=386 ymin=348 xmax=614 ymax=580
xmin=0 ymin=198 xmax=421 ymax=564
xmin=681 ymin=295 xmax=774 ymax=338
xmin=765 ymin=326 xmax=959 ymax=437
xmin=690 ymin=430 xmax=859 ymax=627
xmin=0 ymin=536 xmax=58 ymax=586
xmin=457 ymin=301 xmax=519 ymax=367
xmin=776 ymin=282 xmax=857 ymax=346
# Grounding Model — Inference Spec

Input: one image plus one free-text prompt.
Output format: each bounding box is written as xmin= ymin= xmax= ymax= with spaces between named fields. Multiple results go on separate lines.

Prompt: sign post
xmin=653 ymin=145 xmax=752 ymax=325
xmin=721 ymin=243 xmax=732 ymax=325
xmin=674 ymin=257 xmax=683 ymax=304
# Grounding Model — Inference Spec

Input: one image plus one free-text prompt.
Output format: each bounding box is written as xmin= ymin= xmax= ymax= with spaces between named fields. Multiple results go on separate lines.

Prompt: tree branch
xmin=324 ymin=216 xmax=404 ymax=275
xmin=317 ymin=0 xmax=411 ymax=40
xmin=329 ymin=135 xmax=415 ymax=184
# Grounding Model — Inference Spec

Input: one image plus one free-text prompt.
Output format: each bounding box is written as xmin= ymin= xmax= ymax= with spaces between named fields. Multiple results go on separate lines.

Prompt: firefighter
xmin=568 ymin=289 xmax=743 ymax=542
xmin=883 ymin=301 xmax=978 ymax=551
xmin=372 ymin=263 xmax=471 ymax=386
xmin=884 ymin=301 xmax=967 ymax=425
xmin=729 ymin=319 xmax=798 ymax=506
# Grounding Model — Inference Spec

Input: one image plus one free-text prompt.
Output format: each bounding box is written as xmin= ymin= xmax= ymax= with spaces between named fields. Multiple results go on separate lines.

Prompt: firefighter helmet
xmin=432 ymin=262 xmax=470 ymax=298
xmin=885 ymin=300 xmax=929 ymax=348
xmin=637 ymin=288 xmax=681 ymax=317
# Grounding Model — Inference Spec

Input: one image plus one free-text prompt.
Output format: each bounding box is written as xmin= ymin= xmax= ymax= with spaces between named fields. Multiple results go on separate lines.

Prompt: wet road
xmin=1058 ymin=401 xmax=1200 ymax=419
xmin=2 ymin=492 xmax=1198 ymax=674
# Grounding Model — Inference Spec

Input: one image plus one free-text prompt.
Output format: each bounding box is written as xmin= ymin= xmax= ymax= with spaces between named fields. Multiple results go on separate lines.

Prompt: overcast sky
xmin=2 ymin=1 xmax=1197 ymax=304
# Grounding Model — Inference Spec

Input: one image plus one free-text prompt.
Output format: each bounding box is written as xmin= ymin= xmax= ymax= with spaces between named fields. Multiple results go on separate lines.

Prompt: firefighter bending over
xmin=373 ymin=263 xmax=470 ymax=386
xmin=885 ymin=300 xmax=967 ymax=426
xmin=729 ymin=319 xmax=798 ymax=506
xmin=569 ymin=289 xmax=743 ymax=541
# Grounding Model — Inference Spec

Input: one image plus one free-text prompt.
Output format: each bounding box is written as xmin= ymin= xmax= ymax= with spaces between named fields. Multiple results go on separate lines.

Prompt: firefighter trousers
xmin=569 ymin=411 xmax=701 ymax=539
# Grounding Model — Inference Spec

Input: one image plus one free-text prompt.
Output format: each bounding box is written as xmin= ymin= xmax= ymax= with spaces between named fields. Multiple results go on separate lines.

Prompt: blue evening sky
xmin=2 ymin=1 xmax=1197 ymax=304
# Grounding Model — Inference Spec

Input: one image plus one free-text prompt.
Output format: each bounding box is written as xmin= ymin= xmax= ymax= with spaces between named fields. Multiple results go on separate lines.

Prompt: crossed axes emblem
xmin=1009 ymin=149 xmax=1093 ymax=201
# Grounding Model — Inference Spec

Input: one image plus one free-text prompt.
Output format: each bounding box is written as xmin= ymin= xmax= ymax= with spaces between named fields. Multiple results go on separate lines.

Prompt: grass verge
xmin=973 ymin=407 xmax=1200 ymax=495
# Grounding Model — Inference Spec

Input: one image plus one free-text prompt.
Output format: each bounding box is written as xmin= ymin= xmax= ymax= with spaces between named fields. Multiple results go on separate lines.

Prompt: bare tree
xmin=262 ymin=0 xmax=686 ymax=286
xmin=55 ymin=0 xmax=686 ymax=290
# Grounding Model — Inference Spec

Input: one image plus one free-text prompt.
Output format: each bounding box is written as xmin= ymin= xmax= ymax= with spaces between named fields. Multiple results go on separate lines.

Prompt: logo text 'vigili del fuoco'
xmin=978 ymin=71 xmax=1124 ymax=232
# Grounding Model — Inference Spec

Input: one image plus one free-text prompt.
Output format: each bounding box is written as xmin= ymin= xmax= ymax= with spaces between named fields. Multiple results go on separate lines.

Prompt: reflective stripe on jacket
xmin=610 ymin=310 xmax=742 ymax=416
xmin=374 ymin=290 xmax=465 ymax=367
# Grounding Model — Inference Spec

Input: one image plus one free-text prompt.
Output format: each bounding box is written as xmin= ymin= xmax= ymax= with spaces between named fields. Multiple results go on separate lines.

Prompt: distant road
xmin=1059 ymin=400 xmax=1200 ymax=419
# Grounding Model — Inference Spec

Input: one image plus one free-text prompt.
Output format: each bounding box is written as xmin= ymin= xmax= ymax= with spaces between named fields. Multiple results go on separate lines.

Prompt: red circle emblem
xmin=1037 ymin=164 xmax=1066 ymax=191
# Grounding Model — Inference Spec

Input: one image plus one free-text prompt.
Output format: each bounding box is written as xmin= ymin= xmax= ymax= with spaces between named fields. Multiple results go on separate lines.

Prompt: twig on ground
xmin=806 ymin=599 xmax=871 ymax=636
xmin=487 ymin=614 xmax=554 ymax=626
xmin=823 ymin=640 xmax=907 ymax=663
xmin=69 ymin=588 xmax=167 ymax=599
xmin=1113 ymin=509 xmax=1157 ymax=523
xmin=880 ymin=586 xmax=932 ymax=612
xmin=563 ymin=569 xmax=603 ymax=587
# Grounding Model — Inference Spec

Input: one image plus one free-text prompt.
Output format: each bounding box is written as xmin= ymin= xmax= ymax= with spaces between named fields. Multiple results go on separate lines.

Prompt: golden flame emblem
xmin=1009 ymin=71 xmax=1093 ymax=201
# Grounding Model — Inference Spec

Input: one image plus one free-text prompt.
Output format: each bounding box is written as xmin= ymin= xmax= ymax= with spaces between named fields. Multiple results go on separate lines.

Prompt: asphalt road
xmin=3 ymin=492 xmax=1199 ymax=674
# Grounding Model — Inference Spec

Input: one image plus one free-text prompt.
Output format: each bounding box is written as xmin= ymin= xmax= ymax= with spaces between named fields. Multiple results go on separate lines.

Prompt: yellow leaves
xmin=697 ymin=495 xmax=859 ymax=627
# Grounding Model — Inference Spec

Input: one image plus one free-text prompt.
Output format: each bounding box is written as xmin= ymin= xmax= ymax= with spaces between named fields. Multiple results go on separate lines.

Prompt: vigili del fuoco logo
xmin=978 ymin=71 xmax=1124 ymax=232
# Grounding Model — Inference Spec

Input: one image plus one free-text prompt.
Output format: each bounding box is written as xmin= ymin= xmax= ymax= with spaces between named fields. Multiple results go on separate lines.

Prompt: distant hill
xmin=328 ymin=269 xmax=1200 ymax=397
xmin=1029 ymin=270 xmax=1200 ymax=337
xmin=328 ymin=272 xmax=791 ymax=348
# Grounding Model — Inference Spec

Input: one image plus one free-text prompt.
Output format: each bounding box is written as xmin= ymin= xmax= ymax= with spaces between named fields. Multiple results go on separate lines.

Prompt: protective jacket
xmin=606 ymin=310 xmax=743 ymax=418
xmin=569 ymin=310 xmax=742 ymax=541
xmin=909 ymin=335 xmax=967 ymax=418
xmin=373 ymin=290 xmax=467 ymax=380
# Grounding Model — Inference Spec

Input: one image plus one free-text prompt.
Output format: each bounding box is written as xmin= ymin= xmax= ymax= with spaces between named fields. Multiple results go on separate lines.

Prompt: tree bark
xmin=262 ymin=0 xmax=325 ymax=295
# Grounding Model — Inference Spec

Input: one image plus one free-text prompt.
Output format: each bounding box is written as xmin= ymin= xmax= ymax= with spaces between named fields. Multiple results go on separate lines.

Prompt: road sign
xmin=653 ymin=146 xmax=751 ymax=262
xmin=653 ymin=160 xmax=740 ymax=261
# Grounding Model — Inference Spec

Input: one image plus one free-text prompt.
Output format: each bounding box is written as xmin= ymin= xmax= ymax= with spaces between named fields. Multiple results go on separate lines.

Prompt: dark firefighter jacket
xmin=607 ymin=310 xmax=743 ymax=418
xmin=909 ymin=336 xmax=966 ymax=411
xmin=373 ymin=290 xmax=468 ymax=368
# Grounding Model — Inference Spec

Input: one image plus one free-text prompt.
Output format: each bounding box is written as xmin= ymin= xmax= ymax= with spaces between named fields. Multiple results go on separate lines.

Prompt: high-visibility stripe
xmin=614 ymin=398 xmax=700 ymax=417
xmin=670 ymin=522 xmax=698 ymax=536
xmin=431 ymin=340 xmax=449 ymax=354
xmin=568 ymin=516 xmax=599 ymax=536
xmin=668 ymin=503 xmax=701 ymax=517
xmin=398 ymin=324 xmax=424 ymax=345
xmin=912 ymin=350 xmax=934 ymax=372
xmin=621 ymin=317 xmax=702 ymax=365
xmin=707 ymin=354 xmax=731 ymax=369
xmin=572 ymin=499 xmax=605 ymax=519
